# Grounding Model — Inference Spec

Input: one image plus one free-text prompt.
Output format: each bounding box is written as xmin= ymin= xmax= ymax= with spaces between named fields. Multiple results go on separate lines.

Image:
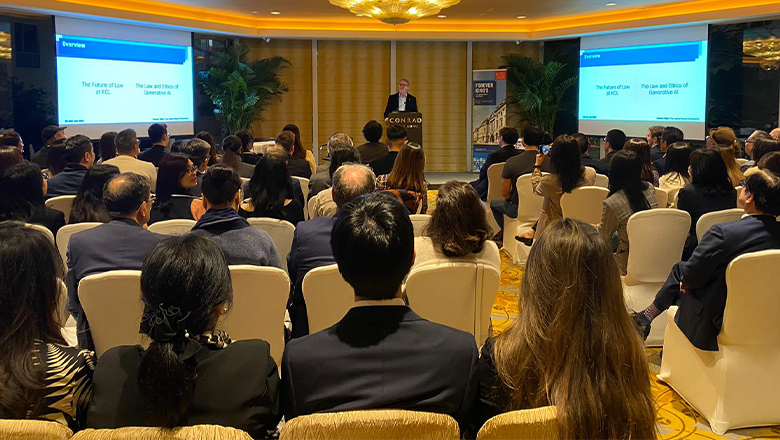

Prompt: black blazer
xmin=148 ymin=195 xmax=197 ymax=225
xmin=287 ymin=156 xmax=313 ymax=179
xmin=46 ymin=165 xmax=88 ymax=198
xmin=581 ymin=154 xmax=609 ymax=176
xmin=676 ymin=185 xmax=737 ymax=260
xmin=30 ymin=203 xmax=66 ymax=237
xmin=137 ymin=145 xmax=167 ymax=167
xmin=87 ymin=340 xmax=281 ymax=439
xmin=281 ymin=306 xmax=478 ymax=426
xmin=676 ymin=215 xmax=780 ymax=350
xmin=384 ymin=93 xmax=418 ymax=119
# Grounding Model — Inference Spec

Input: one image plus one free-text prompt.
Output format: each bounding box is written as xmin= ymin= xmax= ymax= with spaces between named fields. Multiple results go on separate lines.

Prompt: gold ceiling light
xmin=328 ymin=0 xmax=460 ymax=24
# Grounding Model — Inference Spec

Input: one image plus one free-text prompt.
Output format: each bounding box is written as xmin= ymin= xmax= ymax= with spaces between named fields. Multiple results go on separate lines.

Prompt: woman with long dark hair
xmin=659 ymin=142 xmax=692 ymax=203
xmin=376 ymin=143 xmax=428 ymax=214
xmin=624 ymin=139 xmax=659 ymax=186
xmin=97 ymin=131 xmax=117 ymax=164
xmin=0 ymin=146 xmax=24 ymax=173
xmin=283 ymin=123 xmax=316 ymax=174
xmin=0 ymin=162 xmax=64 ymax=236
xmin=477 ymin=219 xmax=656 ymax=439
xmin=220 ymin=135 xmax=254 ymax=178
xmin=0 ymin=223 xmax=93 ymax=429
xmin=195 ymin=131 xmax=218 ymax=166
xmin=148 ymin=153 xmax=204 ymax=225
xmin=597 ymin=150 xmax=658 ymax=274
xmin=239 ymin=150 xmax=305 ymax=225
xmin=69 ymin=164 xmax=120 ymax=224
xmin=86 ymin=234 xmax=281 ymax=437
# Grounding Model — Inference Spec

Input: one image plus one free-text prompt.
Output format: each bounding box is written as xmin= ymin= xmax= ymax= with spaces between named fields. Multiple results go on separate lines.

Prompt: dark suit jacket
xmin=288 ymin=156 xmax=313 ymax=179
xmin=46 ymin=165 xmax=88 ymax=199
xmin=308 ymin=171 xmax=331 ymax=198
xmin=676 ymin=215 xmax=780 ymax=350
xmin=357 ymin=141 xmax=388 ymax=164
xmin=650 ymin=145 xmax=664 ymax=162
xmin=369 ymin=151 xmax=399 ymax=176
xmin=286 ymin=216 xmax=337 ymax=338
xmin=581 ymin=154 xmax=609 ymax=176
xmin=30 ymin=203 xmax=66 ymax=237
xmin=471 ymin=145 xmax=522 ymax=200
xmin=677 ymin=185 xmax=737 ymax=260
xmin=66 ymin=219 xmax=166 ymax=349
xmin=137 ymin=144 xmax=167 ymax=167
xmin=87 ymin=340 xmax=281 ymax=439
xmin=600 ymin=150 xmax=617 ymax=166
xmin=384 ymin=93 xmax=418 ymax=119
xmin=282 ymin=306 xmax=478 ymax=427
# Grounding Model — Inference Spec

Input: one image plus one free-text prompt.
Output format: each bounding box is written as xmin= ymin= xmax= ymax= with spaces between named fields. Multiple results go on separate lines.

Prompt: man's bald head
xmin=264 ymin=145 xmax=288 ymax=161
xmin=104 ymin=172 xmax=151 ymax=218
xmin=332 ymin=164 xmax=376 ymax=207
xmin=771 ymin=128 xmax=780 ymax=141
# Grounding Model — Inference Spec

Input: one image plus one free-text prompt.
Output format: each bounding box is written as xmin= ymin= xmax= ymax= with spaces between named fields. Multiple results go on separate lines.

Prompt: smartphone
xmin=540 ymin=145 xmax=551 ymax=155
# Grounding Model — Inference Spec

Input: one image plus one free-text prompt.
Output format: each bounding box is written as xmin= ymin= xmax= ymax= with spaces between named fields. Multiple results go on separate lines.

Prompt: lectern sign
xmin=388 ymin=112 xmax=423 ymax=147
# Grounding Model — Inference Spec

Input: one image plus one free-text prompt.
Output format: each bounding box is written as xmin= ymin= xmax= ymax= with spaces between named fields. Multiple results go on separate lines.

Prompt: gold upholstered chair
xmin=71 ymin=424 xmax=252 ymax=440
xmin=0 ymin=419 xmax=73 ymax=440
xmin=279 ymin=410 xmax=460 ymax=440
xmin=476 ymin=406 xmax=559 ymax=440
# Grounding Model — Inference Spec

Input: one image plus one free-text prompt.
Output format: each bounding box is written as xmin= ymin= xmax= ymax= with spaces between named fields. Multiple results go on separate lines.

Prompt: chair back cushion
xmin=626 ymin=209 xmax=690 ymax=283
xmin=560 ymin=186 xmax=609 ymax=225
xmin=45 ymin=195 xmax=77 ymax=224
xmin=292 ymin=176 xmax=310 ymax=220
xmin=593 ymin=173 xmax=609 ymax=189
xmin=0 ymin=419 xmax=73 ymax=440
xmin=71 ymin=424 xmax=252 ymax=439
xmin=148 ymin=219 xmax=196 ymax=236
xmin=302 ymin=264 xmax=354 ymax=334
xmin=410 ymin=214 xmax=431 ymax=238
xmin=695 ymin=208 xmax=745 ymax=242
xmin=654 ymin=187 xmax=669 ymax=209
xmin=486 ymin=162 xmax=506 ymax=204
xmin=279 ymin=410 xmax=459 ymax=440
xmin=516 ymin=175 xmax=544 ymax=224
xmin=246 ymin=218 xmax=296 ymax=272
xmin=476 ymin=407 xmax=559 ymax=440
xmin=56 ymin=222 xmax=102 ymax=269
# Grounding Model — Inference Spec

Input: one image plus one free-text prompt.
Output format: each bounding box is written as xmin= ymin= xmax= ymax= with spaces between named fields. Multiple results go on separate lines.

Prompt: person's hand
xmin=535 ymin=152 xmax=547 ymax=167
xmin=384 ymin=117 xmax=389 ymax=123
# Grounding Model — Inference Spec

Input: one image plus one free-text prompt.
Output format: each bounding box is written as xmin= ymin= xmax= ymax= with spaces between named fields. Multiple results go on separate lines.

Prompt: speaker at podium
xmin=387 ymin=112 xmax=423 ymax=147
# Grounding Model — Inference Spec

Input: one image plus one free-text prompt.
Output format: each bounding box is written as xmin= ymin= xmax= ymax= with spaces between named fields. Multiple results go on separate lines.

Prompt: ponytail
xmin=138 ymin=340 xmax=195 ymax=427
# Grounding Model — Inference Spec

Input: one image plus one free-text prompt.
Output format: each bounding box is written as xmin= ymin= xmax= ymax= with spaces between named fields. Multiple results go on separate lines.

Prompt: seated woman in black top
xmin=239 ymin=149 xmax=305 ymax=225
xmin=87 ymin=234 xmax=281 ymax=438
xmin=149 ymin=153 xmax=204 ymax=225
xmin=677 ymin=148 xmax=737 ymax=260
xmin=0 ymin=162 xmax=65 ymax=236
xmin=69 ymin=164 xmax=120 ymax=224
xmin=476 ymin=219 xmax=655 ymax=439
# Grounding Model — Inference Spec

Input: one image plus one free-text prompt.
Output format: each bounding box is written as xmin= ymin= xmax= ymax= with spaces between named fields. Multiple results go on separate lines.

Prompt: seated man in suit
xmin=309 ymin=132 xmax=354 ymax=198
xmin=369 ymin=124 xmax=407 ymax=176
xmin=287 ymin=163 xmax=376 ymax=338
xmin=384 ymin=78 xmax=418 ymax=120
xmin=282 ymin=192 xmax=478 ymax=426
xmin=647 ymin=125 xmax=665 ymax=162
xmin=45 ymin=134 xmax=95 ymax=198
xmin=600 ymin=129 xmax=626 ymax=168
xmin=470 ymin=126 xmax=523 ymax=201
xmin=653 ymin=126 xmax=684 ymax=175
xmin=66 ymin=172 xmax=166 ymax=350
xmin=276 ymin=130 xmax=312 ymax=179
xmin=137 ymin=123 xmax=169 ymax=167
xmin=309 ymin=147 xmax=362 ymax=218
xmin=574 ymin=133 xmax=608 ymax=176
xmin=357 ymin=120 xmax=387 ymax=164
xmin=632 ymin=169 xmax=780 ymax=350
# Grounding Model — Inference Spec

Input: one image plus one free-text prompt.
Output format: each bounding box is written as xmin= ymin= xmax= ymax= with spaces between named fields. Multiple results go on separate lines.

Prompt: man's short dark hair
xmin=662 ymin=126 xmax=684 ymax=145
xmin=606 ymin=129 xmax=627 ymax=151
xmin=362 ymin=120 xmax=383 ymax=143
xmin=235 ymin=130 xmax=254 ymax=151
xmin=648 ymin=125 xmax=664 ymax=140
xmin=179 ymin=138 xmax=211 ymax=167
xmin=332 ymin=164 xmax=376 ymax=207
xmin=202 ymin=164 xmax=241 ymax=206
xmin=521 ymin=123 xmax=544 ymax=147
xmin=103 ymin=173 xmax=150 ymax=218
xmin=329 ymin=146 xmax=361 ymax=178
xmin=498 ymin=127 xmax=520 ymax=146
xmin=331 ymin=193 xmax=414 ymax=299
xmin=115 ymin=129 xmax=138 ymax=154
xmin=386 ymin=125 xmax=408 ymax=141
xmin=63 ymin=135 xmax=93 ymax=164
xmin=746 ymin=170 xmax=780 ymax=216
xmin=148 ymin=123 xmax=168 ymax=144
xmin=275 ymin=131 xmax=296 ymax=153
xmin=572 ymin=133 xmax=590 ymax=154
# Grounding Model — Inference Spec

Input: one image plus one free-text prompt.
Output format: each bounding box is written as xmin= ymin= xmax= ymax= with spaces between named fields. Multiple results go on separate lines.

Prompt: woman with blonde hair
xmin=716 ymin=145 xmax=744 ymax=187
xmin=376 ymin=142 xmax=428 ymax=213
xmin=476 ymin=218 xmax=656 ymax=439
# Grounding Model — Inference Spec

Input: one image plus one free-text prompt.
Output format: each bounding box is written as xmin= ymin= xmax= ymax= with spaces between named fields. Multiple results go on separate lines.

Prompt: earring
xmin=223 ymin=306 xmax=228 ymax=313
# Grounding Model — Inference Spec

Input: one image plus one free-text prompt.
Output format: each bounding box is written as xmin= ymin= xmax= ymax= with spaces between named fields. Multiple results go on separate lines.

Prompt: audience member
xmin=677 ymin=148 xmax=737 ymax=260
xmin=66 ymin=173 xmax=165 ymax=349
xmin=357 ymin=120 xmax=387 ymax=164
xmin=236 ymin=129 xmax=261 ymax=165
xmin=491 ymin=123 xmax=550 ymax=233
xmin=376 ymin=142 xmax=428 ymax=214
xmin=573 ymin=132 xmax=608 ymax=176
xmin=757 ymin=151 xmax=780 ymax=174
xmin=633 ymin=169 xmax=780 ymax=349
xmin=309 ymin=146 xmax=361 ymax=218
xmin=0 ymin=129 xmax=23 ymax=153
xmin=717 ymin=145 xmax=744 ymax=187
xmin=369 ymin=124 xmax=407 ymax=176
xmin=97 ymin=131 xmax=117 ymax=164
xmin=477 ymin=219 xmax=655 ymax=439
xmin=624 ymin=138 xmax=659 ymax=187
xmin=195 ymin=131 xmax=218 ymax=166
xmin=470 ymin=126 xmax=523 ymax=200
xmin=32 ymin=125 xmax=66 ymax=170
xmin=416 ymin=181 xmax=500 ymax=269
xmin=0 ymin=223 xmax=94 ymax=430
xmin=149 ymin=153 xmax=204 ymax=225
xmin=287 ymin=163 xmax=376 ymax=337
xmin=283 ymin=123 xmax=316 ymax=174
xmin=771 ymin=127 xmax=780 ymax=141
xmin=47 ymin=139 xmax=68 ymax=176
xmin=46 ymin=134 xmax=95 ymax=198
xmin=240 ymin=153 xmax=305 ymax=225
xmin=708 ymin=126 xmax=740 ymax=158
xmin=600 ymin=129 xmax=626 ymax=166
xmin=653 ymin=126 xmax=685 ymax=174
xmin=178 ymin=138 xmax=212 ymax=197
xmin=745 ymin=138 xmax=780 ymax=176
xmin=658 ymin=142 xmax=692 ymax=204
xmin=86 ymin=234 xmax=281 ymax=437
xmin=282 ymin=193 xmax=478 ymax=426
xmin=103 ymin=129 xmax=158 ymax=190
xmin=310 ymin=132 xmax=354 ymax=197
xmin=0 ymin=145 xmax=24 ymax=172
xmin=275 ymin=130 xmax=312 ymax=179
xmin=138 ymin=123 xmax=169 ymax=167
xmin=741 ymin=130 xmax=771 ymax=173
xmin=0 ymin=163 xmax=64 ymax=236
xmin=220 ymin=134 xmax=254 ymax=178
xmin=647 ymin=125 xmax=665 ymax=161
xmin=596 ymin=150 xmax=658 ymax=274
xmin=69 ymin=164 xmax=120 ymax=224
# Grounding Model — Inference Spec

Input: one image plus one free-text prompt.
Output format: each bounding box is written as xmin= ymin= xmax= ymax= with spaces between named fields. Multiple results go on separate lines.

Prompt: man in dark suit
xmin=647 ymin=125 xmax=665 ymax=162
xmin=309 ymin=133 xmax=354 ymax=197
xmin=653 ymin=126 xmax=684 ymax=175
xmin=138 ymin=123 xmax=169 ymax=167
xmin=32 ymin=125 xmax=66 ymax=169
xmin=46 ymin=134 xmax=95 ymax=198
xmin=632 ymin=169 xmax=780 ymax=350
xmin=66 ymin=172 xmax=166 ymax=350
xmin=384 ymin=78 xmax=418 ymax=119
xmin=276 ymin=131 xmax=312 ymax=179
xmin=287 ymin=163 xmax=376 ymax=338
xmin=600 ymin=129 xmax=626 ymax=167
xmin=573 ymin=133 xmax=608 ymax=176
xmin=369 ymin=124 xmax=407 ymax=176
xmin=470 ymin=126 xmax=522 ymax=200
xmin=357 ymin=120 xmax=388 ymax=164
xmin=282 ymin=193 xmax=479 ymax=426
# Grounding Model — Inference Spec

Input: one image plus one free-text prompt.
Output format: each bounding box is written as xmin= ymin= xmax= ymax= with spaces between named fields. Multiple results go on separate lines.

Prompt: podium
xmin=387 ymin=112 xmax=423 ymax=147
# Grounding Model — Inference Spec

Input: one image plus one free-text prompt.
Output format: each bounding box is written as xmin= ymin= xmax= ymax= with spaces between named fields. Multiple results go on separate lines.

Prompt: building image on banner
xmin=471 ymin=69 xmax=507 ymax=172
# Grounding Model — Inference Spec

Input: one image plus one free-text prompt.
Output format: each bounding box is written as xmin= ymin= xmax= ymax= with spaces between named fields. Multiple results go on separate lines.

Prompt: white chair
xmin=292 ymin=176 xmax=310 ymax=220
xmin=560 ymin=186 xmax=609 ymax=225
xmin=654 ymin=187 xmax=668 ymax=210
xmin=485 ymin=162 xmax=506 ymax=236
xmin=247 ymin=218 xmax=296 ymax=272
xmin=307 ymin=196 xmax=319 ymax=220
xmin=658 ymin=250 xmax=780 ymax=434
xmin=623 ymin=209 xmax=690 ymax=346
xmin=410 ymin=214 xmax=431 ymax=238
xmin=302 ymin=264 xmax=354 ymax=334
xmin=665 ymin=187 xmax=682 ymax=208
xmin=405 ymin=259 xmax=500 ymax=347
xmin=735 ymin=185 xmax=743 ymax=206
xmin=503 ymin=174 xmax=545 ymax=265
xmin=78 ymin=270 xmax=145 ymax=359
xmin=24 ymin=223 xmax=54 ymax=244
xmin=593 ymin=173 xmax=609 ymax=189
xmin=148 ymin=219 xmax=196 ymax=236
xmin=696 ymin=208 xmax=745 ymax=242
xmin=56 ymin=222 xmax=102 ymax=269
xmin=221 ymin=265 xmax=289 ymax=367
xmin=735 ymin=158 xmax=748 ymax=166
xmin=45 ymin=195 xmax=76 ymax=224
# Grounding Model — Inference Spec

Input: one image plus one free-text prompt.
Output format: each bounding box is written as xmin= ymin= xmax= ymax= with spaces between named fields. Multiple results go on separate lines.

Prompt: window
xmin=14 ymin=22 xmax=39 ymax=68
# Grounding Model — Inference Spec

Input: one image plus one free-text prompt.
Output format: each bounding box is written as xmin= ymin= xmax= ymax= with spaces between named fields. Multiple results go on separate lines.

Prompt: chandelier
xmin=328 ymin=0 xmax=461 ymax=24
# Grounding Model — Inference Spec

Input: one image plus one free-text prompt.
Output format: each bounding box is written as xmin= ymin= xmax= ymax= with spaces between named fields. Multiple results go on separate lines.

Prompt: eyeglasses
xmin=188 ymin=165 xmax=198 ymax=173
xmin=149 ymin=194 xmax=157 ymax=204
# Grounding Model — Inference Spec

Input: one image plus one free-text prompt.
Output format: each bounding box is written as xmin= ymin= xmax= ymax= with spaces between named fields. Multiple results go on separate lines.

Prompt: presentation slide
xmin=55 ymin=18 xmax=194 ymax=139
xmin=578 ymin=26 xmax=708 ymax=139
